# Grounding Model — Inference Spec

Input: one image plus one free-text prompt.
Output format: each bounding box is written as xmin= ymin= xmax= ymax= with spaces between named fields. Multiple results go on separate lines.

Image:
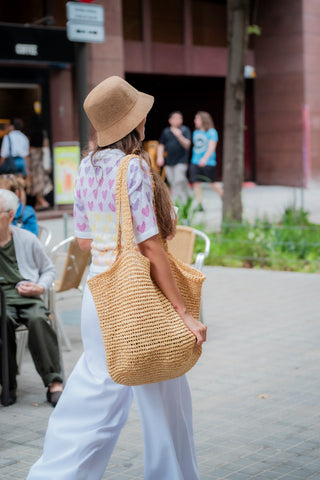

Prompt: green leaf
xmin=247 ymin=24 xmax=261 ymax=36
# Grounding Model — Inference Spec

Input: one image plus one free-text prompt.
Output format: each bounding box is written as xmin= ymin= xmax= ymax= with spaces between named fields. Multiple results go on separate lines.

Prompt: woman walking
xmin=190 ymin=111 xmax=223 ymax=211
xmin=27 ymin=76 xmax=206 ymax=480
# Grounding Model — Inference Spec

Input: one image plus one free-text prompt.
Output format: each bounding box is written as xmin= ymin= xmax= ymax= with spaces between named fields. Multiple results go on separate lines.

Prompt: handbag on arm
xmin=88 ymin=154 xmax=205 ymax=386
xmin=0 ymin=134 xmax=16 ymax=174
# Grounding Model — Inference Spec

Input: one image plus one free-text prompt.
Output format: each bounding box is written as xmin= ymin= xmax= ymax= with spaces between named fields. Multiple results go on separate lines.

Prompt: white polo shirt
xmin=1 ymin=131 xmax=30 ymax=158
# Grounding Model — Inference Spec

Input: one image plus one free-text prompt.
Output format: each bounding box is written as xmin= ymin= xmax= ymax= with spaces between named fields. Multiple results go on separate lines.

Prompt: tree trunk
xmin=222 ymin=0 xmax=250 ymax=222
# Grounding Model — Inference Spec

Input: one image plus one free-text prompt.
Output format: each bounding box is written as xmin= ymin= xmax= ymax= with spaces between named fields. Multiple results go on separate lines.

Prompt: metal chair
xmin=38 ymin=223 xmax=53 ymax=250
xmin=49 ymin=236 xmax=91 ymax=351
xmin=167 ymin=225 xmax=210 ymax=323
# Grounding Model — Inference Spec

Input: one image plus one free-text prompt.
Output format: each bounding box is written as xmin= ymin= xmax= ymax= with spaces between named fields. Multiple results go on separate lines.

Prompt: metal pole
xmin=74 ymin=42 xmax=89 ymax=154
xmin=0 ymin=284 xmax=10 ymax=406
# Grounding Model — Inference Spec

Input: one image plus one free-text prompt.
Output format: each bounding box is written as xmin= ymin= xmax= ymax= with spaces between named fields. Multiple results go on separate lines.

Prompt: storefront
xmin=0 ymin=23 xmax=75 ymax=146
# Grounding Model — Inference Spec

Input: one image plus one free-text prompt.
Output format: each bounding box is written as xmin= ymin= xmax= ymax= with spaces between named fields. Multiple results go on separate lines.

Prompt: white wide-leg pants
xmin=27 ymin=277 xmax=199 ymax=480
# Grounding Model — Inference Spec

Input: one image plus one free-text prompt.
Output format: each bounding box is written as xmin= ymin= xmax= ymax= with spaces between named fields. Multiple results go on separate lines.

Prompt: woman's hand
xmin=176 ymin=308 xmax=207 ymax=346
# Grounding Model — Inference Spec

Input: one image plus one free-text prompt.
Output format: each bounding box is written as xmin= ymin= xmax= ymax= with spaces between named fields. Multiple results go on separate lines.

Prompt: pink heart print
xmin=130 ymin=163 xmax=138 ymax=174
xmin=93 ymin=189 xmax=98 ymax=199
xmin=99 ymin=202 xmax=103 ymax=211
xmin=102 ymin=190 xmax=107 ymax=200
xmin=85 ymin=165 xmax=90 ymax=175
xmin=129 ymin=178 xmax=136 ymax=190
xmin=88 ymin=177 xmax=94 ymax=187
xmin=108 ymin=179 xmax=114 ymax=189
xmin=131 ymin=198 xmax=139 ymax=211
xmin=83 ymin=188 xmax=87 ymax=198
xmin=108 ymin=202 xmax=116 ymax=212
xmin=80 ymin=176 xmax=84 ymax=186
xmin=76 ymin=189 xmax=81 ymax=199
xmin=142 ymin=205 xmax=149 ymax=217
xmin=136 ymin=182 xmax=143 ymax=192
xmin=88 ymin=201 xmax=94 ymax=211
xmin=137 ymin=222 xmax=146 ymax=234
xmin=77 ymin=223 xmax=87 ymax=232
xmin=76 ymin=203 xmax=84 ymax=212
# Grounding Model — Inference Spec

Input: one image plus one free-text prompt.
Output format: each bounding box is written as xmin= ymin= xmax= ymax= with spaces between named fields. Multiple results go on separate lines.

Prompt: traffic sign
xmin=66 ymin=2 xmax=104 ymax=43
xmin=67 ymin=22 xmax=104 ymax=43
xmin=66 ymin=2 xmax=104 ymax=24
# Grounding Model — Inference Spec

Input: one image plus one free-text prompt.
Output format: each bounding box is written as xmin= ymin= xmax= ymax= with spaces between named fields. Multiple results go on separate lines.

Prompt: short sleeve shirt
xmin=0 ymin=131 xmax=30 ymax=158
xmin=191 ymin=128 xmax=218 ymax=166
xmin=73 ymin=149 xmax=158 ymax=271
xmin=158 ymin=126 xmax=191 ymax=166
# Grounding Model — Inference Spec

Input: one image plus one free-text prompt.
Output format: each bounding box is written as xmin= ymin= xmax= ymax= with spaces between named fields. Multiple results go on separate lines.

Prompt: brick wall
xmin=87 ymin=0 xmax=125 ymax=89
xmin=303 ymin=0 xmax=320 ymax=182
xmin=255 ymin=0 xmax=305 ymax=186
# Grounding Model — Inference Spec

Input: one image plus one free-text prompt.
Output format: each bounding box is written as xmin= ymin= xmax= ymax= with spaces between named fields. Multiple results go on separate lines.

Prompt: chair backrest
xmin=38 ymin=223 xmax=52 ymax=249
xmin=52 ymin=237 xmax=91 ymax=293
xmin=167 ymin=226 xmax=196 ymax=264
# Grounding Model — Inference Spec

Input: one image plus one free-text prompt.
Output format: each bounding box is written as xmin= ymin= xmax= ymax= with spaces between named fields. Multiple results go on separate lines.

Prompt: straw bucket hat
xmin=83 ymin=76 xmax=154 ymax=147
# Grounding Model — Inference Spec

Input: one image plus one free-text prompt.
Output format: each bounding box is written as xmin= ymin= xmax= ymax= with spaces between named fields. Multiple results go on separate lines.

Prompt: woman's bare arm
xmin=77 ymin=238 xmax=92 ymax=250
xmin=138 ymin=235 xmax=207 ymax=345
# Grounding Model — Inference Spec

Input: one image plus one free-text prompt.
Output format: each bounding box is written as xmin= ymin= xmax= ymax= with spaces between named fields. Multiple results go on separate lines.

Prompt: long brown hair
xmin=90 ymin=130 xmax=174 ymax=240
xmin=196 ymin=111 xmax=214 ymax=131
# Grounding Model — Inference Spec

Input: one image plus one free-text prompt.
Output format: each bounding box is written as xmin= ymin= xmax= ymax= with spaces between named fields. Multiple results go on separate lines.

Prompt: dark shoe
xmin=46 ymin=388 xmax=63 ymax=407
xmin=1 ymin=389 xmax=17 ymax=406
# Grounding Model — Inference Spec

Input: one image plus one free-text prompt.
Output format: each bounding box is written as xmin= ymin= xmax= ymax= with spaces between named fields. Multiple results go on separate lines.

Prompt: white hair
xmin=0 ymin=189 xmax=19 ymax=214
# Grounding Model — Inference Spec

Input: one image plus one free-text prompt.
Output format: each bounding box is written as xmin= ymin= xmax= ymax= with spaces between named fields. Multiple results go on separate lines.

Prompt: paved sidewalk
xmin=1 ymin=267 xmax=320 ymax=479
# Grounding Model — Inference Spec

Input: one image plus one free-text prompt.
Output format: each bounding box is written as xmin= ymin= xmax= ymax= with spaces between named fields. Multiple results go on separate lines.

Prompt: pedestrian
xmin=0 ymin=174 xmax=39 ymax=236
xmin=27 ymin=76 xmax=206 ymax=480
xmin=28 ymin=102 xmax=53 ymax=211
xmin=190 ymin=111 xmax=223 ymax=211
xmin=0 ymin=189 xmax=63 ymax=407
xmin=0 ymin=119 xmax=29 ymax=176
xmin=157 ymin=111 xmax=191 ymax=205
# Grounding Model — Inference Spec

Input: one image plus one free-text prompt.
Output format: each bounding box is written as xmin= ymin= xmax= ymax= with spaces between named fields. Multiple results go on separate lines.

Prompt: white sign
xmin=67 ymin=22 xmax=105 ymax=43
xmin=66 ymin=2 xmax=104 ymax=24
xmin=15 ymin=43 xmax=38 ymax=56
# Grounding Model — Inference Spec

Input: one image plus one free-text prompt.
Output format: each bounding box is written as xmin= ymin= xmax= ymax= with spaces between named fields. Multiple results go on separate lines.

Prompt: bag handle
xmin=7 ymin=133 xmax=12 ymax=157
xmin=115 ymin=154 xmax=139 ymax=253
xmin=115 ymin=154 xmax=169 ymax=254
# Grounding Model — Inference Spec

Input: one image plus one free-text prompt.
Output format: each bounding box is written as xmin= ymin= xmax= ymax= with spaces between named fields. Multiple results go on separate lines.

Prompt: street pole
xmin=74 ymin=42 xmax=89 ymax=153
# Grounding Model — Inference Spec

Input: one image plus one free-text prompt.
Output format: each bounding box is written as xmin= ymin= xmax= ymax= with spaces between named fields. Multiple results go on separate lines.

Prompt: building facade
xmin=1 ymin=0 xmax=319 ymax=186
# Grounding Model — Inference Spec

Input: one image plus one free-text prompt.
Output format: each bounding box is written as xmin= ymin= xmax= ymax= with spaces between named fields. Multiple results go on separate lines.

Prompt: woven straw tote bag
xmin=88 ymin=155 xmax=205 ymax=386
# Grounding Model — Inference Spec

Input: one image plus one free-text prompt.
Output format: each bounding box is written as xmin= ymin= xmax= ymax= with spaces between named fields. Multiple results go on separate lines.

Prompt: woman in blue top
xmin=0 ymin=174 xmax=39 ymax=236
xmin=190 ymin=111 xmax=223 ymax=210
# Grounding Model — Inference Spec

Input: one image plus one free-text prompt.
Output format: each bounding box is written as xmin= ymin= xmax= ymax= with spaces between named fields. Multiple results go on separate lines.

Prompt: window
xmin=151 ymin=0 xmax=183 ymax=44
xmin=192 ymin=0 xmax=227 ymax=47
xmin=123 ymin=0 xmax=143 ymax=41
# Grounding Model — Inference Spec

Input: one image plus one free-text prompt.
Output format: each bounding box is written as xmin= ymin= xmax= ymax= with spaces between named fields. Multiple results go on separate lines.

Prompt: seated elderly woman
xmin=0 ymin=174 xmax=39 ymax=236
xmin=0 ymin=189 xmax=63 ymax=406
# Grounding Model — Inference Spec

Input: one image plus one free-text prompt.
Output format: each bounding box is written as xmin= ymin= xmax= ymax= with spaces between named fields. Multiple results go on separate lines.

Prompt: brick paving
xmin=1 ymin=266 xmax=320 ymax=479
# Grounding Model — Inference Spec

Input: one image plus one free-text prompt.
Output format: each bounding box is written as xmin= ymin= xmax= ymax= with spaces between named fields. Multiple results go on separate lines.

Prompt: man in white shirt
xmin=0 ymin=119 xmax=30 ymax=175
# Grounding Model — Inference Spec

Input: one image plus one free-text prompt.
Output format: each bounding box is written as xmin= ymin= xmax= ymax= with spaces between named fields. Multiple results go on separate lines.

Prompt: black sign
xmin=0 ymin=23 xmax=74 ymax=64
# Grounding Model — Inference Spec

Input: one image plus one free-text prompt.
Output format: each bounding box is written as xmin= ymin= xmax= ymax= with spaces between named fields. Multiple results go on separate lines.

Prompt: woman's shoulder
xmin=207 ymin=128 xmax=218 ymax=138
xmin=22 ymin=205 xmax=37 ymax=219
xmin=127 ymin=155 xmax=149 ymax=173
